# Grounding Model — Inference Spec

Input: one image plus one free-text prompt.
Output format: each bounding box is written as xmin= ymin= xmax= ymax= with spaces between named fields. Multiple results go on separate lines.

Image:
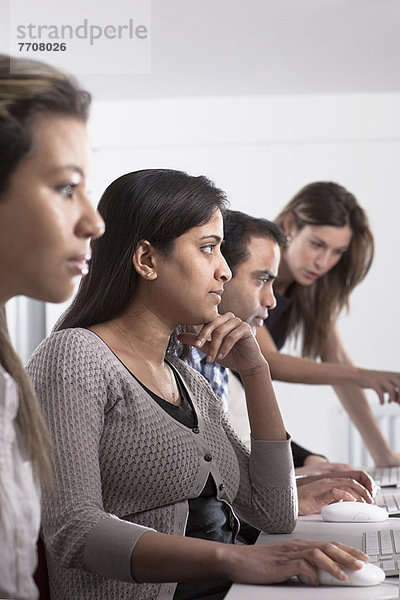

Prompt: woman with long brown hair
xmin=0 ymin=54 xmax=104 ymax=598
xmin=256 ymin=181 xmax=400 ymax=469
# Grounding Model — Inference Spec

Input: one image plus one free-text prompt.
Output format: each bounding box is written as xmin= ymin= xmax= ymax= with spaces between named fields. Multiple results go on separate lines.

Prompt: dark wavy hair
xmin=275 ymin=181 xmax=374 ymax=358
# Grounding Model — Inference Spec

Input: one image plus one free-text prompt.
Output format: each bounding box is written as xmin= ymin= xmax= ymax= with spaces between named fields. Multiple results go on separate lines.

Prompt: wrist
xmin=214 ymin=542 xmax=239 ymax=582
xmin=237 ymin=361 xmax=270 ymax=381
xmin=303 ymin=454 xmax=327 ymax=466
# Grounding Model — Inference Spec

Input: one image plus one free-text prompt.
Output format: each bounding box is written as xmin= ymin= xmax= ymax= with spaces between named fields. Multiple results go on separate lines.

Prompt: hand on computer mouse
xmin=222 ymin=539 xmax=368 ymax=586
xmin=297 ymin=477 xmax=373 ymax=516
xmin=296 ymin=469 xmax=376 ymax=498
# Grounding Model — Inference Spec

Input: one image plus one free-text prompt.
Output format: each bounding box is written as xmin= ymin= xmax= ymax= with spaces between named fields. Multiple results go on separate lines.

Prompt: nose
xmin=76 ymin=195 xmax=105 ymax=240
xmin=216 ymin=253 xmax=232 ymax=283
xmin=314 ymin=249 xmax=331 ymax=271
xmin=261 ymin=286 xmax=276 ymax=310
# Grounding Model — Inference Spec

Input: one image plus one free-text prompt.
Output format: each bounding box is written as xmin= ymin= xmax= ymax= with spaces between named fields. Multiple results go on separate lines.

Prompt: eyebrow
xmin=311 ymin=235 xmax=349 ymax=251
xmin=46 ymin=165 xmax=84 ymax=177
xmin=199 ymin=235 xmax=222 ymax=243
xmin=252 ymin=269 xmax=277 ymax=280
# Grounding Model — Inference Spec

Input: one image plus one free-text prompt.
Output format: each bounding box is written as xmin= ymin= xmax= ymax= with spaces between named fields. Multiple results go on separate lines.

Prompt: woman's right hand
xmin=178 ymin=312 xmax=267 ymax=376
xmin=356 ymin=367 xmax=400 ymax=405
xmin=222 ymin=539 xmax=368 ymax=586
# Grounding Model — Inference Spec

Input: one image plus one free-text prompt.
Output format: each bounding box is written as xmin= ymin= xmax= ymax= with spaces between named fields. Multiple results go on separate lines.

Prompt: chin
xmin=189 ymin=308 xmax=219 ymax=325
xmin=33 ymin=281 xmax=75 ymax=304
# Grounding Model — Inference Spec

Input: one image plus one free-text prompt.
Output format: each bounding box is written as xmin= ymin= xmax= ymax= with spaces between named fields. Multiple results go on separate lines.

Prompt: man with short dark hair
xmin=189 ymin=210 xmax=324 ymax=469
xmin=187 ymin=210 xmax=374 ymax=518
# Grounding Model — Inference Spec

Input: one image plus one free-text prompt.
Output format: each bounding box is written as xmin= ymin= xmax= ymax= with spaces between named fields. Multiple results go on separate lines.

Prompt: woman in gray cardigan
xmin=27 ymin=170 xmax=367 ymax=600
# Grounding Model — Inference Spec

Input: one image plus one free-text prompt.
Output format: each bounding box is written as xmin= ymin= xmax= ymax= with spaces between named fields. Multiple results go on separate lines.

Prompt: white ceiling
xmin=2 ymin=0 xmax=400 ymax=99
xmin=82 ymin=0 xmax=400 ymax=98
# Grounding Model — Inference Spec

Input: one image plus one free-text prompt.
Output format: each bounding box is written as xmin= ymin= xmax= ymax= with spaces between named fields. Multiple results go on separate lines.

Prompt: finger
xmin=334 ymin=479 xmax=373 ymax=503
xmin=376 ymin=390 xmax=385 ymax=405
xmin=285 ymin=547 xmax=350 ymax=582
xmin=177 ymin=332 xmax=204 ymax=347
xmin=319 ymin=470 xmax=375 ymax=496
xmin=193 ymin=313 xmax=236 ymax=348
xmin=287 ymin=540 xmax=368 ymax=565
xmin=214 ymin=321 xmax=253 ymax=361
xmin=333 ymin=542 xmax=369 ymax=562
xmin=324 ymin=488 xmax=358 ymax=504
xmin=202 ymin=317 xmax=247 ymax=362
xmin=289 ymin=558 xmax=320 ymax=586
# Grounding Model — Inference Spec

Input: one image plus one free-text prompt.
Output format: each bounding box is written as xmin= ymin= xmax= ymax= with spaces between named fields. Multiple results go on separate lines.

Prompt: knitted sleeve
xmin=26 ymin=329 xmax=152 ymax=583
xmin=222 ymin=410 xmax=297 ymax=534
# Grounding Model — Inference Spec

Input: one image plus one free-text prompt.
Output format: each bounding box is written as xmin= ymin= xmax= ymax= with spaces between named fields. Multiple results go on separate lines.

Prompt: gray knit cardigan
xmin=27 ymin=328 xmax=297 ymax=600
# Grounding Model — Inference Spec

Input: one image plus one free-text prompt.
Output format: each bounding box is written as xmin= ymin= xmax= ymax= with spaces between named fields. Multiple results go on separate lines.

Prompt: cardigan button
xmin=204 ymin=453 xmax=212 ymax=462
xmin=192 ymin=427 xmax=200 ymax=434
xmin=219 ymin=483 xmax=225 ymax=491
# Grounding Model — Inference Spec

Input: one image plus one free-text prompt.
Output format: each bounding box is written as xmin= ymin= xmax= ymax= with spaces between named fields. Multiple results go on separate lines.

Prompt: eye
xmin=310 ymin=240 xmax=323 ymax=249
xmin=256 ymin=277 xmax=270 ymax=286
xmin=201 ymin=244 xmax=216 ymax=255
xmin=56 ymin=183 xmax=78 ymax=199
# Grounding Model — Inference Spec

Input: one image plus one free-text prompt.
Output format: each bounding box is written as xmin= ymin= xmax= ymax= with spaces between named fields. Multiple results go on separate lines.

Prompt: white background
xmin=2 ymin=0 xmax=400 ymax=463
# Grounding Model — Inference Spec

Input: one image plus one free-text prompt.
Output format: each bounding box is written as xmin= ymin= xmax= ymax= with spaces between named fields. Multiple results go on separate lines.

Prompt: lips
xmin=66 ymin=252 xmax=91 ymax=276
xmin=305 ymin=270 xmax=320 ymax=280
xmin=209 ymin=289 xmax=223 ymax=303
xmin=254 ymin=314 xmax=268 ymax=327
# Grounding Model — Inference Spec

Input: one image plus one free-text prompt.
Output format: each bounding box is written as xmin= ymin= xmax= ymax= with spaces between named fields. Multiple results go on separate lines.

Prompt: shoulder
xmin=27 ymin=328 xmax=113 ymax=380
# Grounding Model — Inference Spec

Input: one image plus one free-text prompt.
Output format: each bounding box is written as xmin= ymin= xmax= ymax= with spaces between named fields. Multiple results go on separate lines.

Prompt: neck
xmin=115 ymin=300 xmax=174 ymax=365
xmin=275 ymin=254 xmax=294 ymax=295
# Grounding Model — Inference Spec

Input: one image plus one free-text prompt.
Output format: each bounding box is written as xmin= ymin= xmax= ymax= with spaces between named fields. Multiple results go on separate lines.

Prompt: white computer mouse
xmin=321 ymin=501 xmax=388 ymax=522
xmin=298 ymin=562 xmax=385 ymax=586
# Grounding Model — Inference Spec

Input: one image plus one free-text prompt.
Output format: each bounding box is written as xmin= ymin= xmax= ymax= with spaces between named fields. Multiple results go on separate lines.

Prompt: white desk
xmin=226 ymin=514 xmax=400 ymax=599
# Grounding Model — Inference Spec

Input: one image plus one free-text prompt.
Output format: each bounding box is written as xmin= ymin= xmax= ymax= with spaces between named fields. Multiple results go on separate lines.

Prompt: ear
xmin=282 ymin=212 xmax=297 ymax=237
xmin=132 ymin=240 xmax=158 ymax=280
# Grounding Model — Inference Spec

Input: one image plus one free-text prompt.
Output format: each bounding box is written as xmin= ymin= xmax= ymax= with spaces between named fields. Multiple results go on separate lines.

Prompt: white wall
xmin=44 ymin=91 xmax=400 ymax=462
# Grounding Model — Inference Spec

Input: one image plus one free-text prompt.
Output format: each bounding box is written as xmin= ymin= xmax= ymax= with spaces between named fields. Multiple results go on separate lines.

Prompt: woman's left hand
xmin=297 ymin=477 xmax=374 ymax=516
xmin=296 ymin=470 xmax=377 ymax=498
xmin=178 ymin=312 xmax=267 ymax=375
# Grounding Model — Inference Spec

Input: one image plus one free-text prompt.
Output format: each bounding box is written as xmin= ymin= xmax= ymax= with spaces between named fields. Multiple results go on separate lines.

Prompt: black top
xmin=263 ymin=293 xmax=327 ymax=465
xmin=265 ymin=292 xmax=294 ymax=350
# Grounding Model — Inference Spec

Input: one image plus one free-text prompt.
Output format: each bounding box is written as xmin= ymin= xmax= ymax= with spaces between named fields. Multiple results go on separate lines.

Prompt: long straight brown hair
xmin=0 ymin=54 xmax=91 ymax=481
xmin=275 ymin=182 xmax=374 ymax=359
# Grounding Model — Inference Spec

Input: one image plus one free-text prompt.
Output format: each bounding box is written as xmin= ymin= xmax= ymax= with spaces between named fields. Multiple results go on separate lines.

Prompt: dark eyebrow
xmin=199 ymin=235 xmax=222 ymax=243
xmin=252 ymin=269 xmax=277 ymax=280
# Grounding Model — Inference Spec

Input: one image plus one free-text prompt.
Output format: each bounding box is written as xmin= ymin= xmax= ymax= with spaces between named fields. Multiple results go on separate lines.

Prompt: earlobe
xmin=132 ymin=240 xmax=158 ymax=280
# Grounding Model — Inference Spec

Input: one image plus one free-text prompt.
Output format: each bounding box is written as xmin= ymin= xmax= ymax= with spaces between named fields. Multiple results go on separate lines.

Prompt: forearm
xmin=239 ymin=363 xmax=286 ymax=441
xmin=267 ymin=351 xmax=361 ymax=386
xmin=131 ymin=531 xmax=228 ymax=583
